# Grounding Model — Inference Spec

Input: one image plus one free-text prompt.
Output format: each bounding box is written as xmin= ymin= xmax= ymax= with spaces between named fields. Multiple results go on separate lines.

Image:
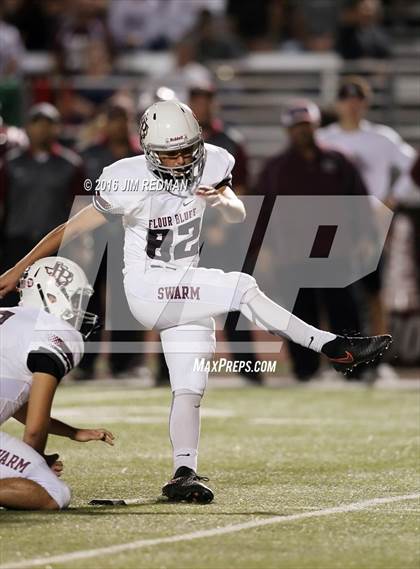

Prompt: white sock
xmin=240 ymin=288 xmax=336 ymax=353
xmin=169 ymin=390 xmax=202 ymax=474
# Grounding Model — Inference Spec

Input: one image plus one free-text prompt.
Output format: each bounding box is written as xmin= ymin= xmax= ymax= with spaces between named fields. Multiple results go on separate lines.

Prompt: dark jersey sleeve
xmin=27 ymin=349 xmax=67 ymax=382
xmin=214 ymin=176 xmax=233 ymax=190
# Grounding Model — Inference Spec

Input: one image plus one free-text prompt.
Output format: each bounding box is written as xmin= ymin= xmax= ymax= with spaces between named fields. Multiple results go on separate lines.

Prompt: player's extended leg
xmin=159 ymin=318 xmax=215 ymax=503
xmin=0 ymin=431 xmax=71 ymax=510
xmin=0 ymin=478 xmax=59 ymax=510
xmin=239 ymin=285 xmax=392 ymax=373
xmin=125 ymin=266 xmax=392 ymax=374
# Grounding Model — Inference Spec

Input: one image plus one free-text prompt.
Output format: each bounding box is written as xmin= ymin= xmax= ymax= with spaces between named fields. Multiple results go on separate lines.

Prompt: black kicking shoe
xmin=322 ymin=334 xmax=392 ymax=374
xmin=162 ymin=466 xmax=214 ymax=504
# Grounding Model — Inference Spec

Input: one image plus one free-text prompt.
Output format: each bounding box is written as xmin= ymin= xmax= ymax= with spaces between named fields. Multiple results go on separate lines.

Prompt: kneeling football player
xmin=0 ymin=257 xmax=114 ymax=510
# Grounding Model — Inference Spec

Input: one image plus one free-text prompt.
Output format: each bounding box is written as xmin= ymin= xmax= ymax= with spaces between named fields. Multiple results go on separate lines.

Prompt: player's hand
xmin=73 ymin=428 xmax=115 ymax=446
xmin=0 ymin=266 xmax=22 ymax=299
xmin=196 ymin=185 xmax=223 ymax=207
xmin=51 ymin=459 xmax=64 ymax=477
xmin=44 ymin=453 xmax=64 ymax=476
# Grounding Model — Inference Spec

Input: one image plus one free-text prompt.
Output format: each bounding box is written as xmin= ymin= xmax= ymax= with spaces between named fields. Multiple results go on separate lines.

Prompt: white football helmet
xmin=139 ymin=100 xmax=206 ymax=196
xmin=19 ymin=257 xmax=98 ymax=339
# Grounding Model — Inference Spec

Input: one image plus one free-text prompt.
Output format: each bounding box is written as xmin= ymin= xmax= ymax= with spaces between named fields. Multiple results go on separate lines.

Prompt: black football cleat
xmin=162 ymin=466 xmax=214 ymax=504
xmin=322 ymin=334 xmax=392 ymax=374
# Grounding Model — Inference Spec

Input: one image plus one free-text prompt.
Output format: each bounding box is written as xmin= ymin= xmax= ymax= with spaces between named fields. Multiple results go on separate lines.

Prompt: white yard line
xmin=51 ymin=406 xmax=235 ymax=424
xmin=54 ymin=389 xmax=167 ymax=405
xmin=250 ymin=418 xmax=420 ymax=427
xmin=1 ymin=493 xmax=419 ymax=569
xmin=250 ymin=417 xmax=353 ymax=425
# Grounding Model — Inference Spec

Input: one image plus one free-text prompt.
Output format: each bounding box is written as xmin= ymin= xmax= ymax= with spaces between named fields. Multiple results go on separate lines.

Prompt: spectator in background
xmin=336 ymin=0 xmax=391 ymax=59
xmin=108 ymin=0 xmax=167 ymax=51
xmin=317 ymin=76 xmax=417 ymax=354
xmin=56 ymin=37 xmax=116 ymax=127
xmin=108 ymin=0 xmax=224 ymax=52
xmin=0 ymin=4 xmax=25 ymax=76
xmin=318 ymin=77 xmax=417 ymax=206
xmin=0 ymin=103 xmax=83 ymax=307
xmin=189 ymin=81 xmax=248 ymax=187
xmin=54 ymin=0 xmax=112 ymax=74
xmin=293 ymin=0 xmax=337 ymax=52
xmin=146 ymin=38 xmax=213 ymax=103
xmin=191 ymin=9 xmax=243 ymax=62
xmin=227 ymin=0 xmax=304 ymax=52
xmin=76 ymin=103 xmax=142 ymax=379
xmin=0 ymin=113 xmax=28 ymax=158
xmin=188 ymin=81 xmax=263 ymax=384
xmin=2 ymin=0 xmax=64 ymax=51
xmin=255 ymin=100 xmax=369 ymax=381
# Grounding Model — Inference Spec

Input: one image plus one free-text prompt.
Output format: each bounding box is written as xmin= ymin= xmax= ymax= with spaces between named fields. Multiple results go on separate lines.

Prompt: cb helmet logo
xmin=46 ymin=262 xmax=74 ymax=287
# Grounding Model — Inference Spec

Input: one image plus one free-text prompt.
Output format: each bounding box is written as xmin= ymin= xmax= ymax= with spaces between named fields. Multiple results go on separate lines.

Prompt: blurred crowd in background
xmin=2 ymin=0 xmax=420 ymax=71
xmin=1 ymin=0 xmax=419 ymax=384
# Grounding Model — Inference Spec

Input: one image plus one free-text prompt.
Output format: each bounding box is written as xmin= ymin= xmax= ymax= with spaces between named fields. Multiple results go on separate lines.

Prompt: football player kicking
xmin=0 ymin=101 xmax=391 ymax=504
xmin=0 ymin=257 xmax=114 ymax=510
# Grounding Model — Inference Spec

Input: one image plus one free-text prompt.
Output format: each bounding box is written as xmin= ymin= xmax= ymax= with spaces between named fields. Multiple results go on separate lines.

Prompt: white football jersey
xmin=317 ymin=120 xmax=416 ymax=202
xmin=93 ymin=143 xmax=235 ymax=271
xmin=0 ymin=306 xmax=84 ymax=425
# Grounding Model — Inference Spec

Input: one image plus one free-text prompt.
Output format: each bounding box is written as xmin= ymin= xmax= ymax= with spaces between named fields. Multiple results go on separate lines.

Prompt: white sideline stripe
xmin=1 ymin=493 xmax=419 ymax=569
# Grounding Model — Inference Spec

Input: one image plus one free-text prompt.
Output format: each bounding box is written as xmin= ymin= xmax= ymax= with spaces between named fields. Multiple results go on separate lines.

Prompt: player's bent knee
xmin=58 ymin=481 xmax=72 ymax=509
xmin=34 ymin=479 xmax=70 ymax=510
xmin=32 ymin=474 xmax=71 ymax=510
xmin=166 ymin=353 xmax=212 ymax=394
xmin=0 ymin=477 xmax=67 ymax=510
xmin=42 ymin=495 xmax=61 ymax=510
xmin=50 ymin=479 xmax=71 ymax=509
xmin=170 ymin=364 xmax=208 ymax=394
xmin=228 ymin=272 xmax=258 ymax=309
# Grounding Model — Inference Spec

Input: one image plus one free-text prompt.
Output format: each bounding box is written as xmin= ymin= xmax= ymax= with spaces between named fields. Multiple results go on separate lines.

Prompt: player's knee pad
xmin=161 ymin=318 xmax=216 ymax=394
xmin=166 ymin=353 xmax=209 ymax=395
xmin=228 ymin=272 xmax=258 ymax=310
xmin=172 ymin=389 xmax=203 ymax=402
xmin=241 ymin=284 xmax=262 ymax=305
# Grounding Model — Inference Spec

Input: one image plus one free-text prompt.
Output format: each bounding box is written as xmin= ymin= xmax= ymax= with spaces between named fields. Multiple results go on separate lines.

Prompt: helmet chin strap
xmin=36 ymin=283 xmax=51 ymax=314
xmin=78 ymin=313 xmax=101 ymax=340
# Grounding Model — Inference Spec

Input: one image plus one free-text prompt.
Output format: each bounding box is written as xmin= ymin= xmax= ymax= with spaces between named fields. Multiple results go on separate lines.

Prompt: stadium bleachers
xmin=20 ymin=49 xmax=419 ymax=184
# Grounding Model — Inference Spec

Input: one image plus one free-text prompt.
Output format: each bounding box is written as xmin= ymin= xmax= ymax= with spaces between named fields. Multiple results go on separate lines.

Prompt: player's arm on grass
xmin=196 ymin=185 xmax=246 ymax=223
xmin=13 ymin=404 xmax=115 ymax=446
xmin=21 ymin=372 xmax=58 ymax=456
xmin=0 ymin=205 xmax=107 ymax=298
xmin=47 ymin=420 xmax=115 ymax=445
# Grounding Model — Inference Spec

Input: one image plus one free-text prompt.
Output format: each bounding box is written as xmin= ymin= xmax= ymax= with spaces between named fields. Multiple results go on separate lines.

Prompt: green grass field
xmin=1 ymin=382 xmax=419 ymax=569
